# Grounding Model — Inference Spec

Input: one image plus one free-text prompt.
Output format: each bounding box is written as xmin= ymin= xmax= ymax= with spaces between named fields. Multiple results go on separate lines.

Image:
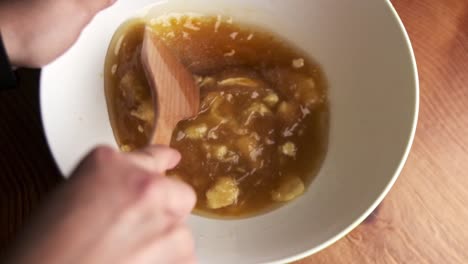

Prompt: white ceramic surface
xmin=40 ymin=0 xmax=419 ymax=263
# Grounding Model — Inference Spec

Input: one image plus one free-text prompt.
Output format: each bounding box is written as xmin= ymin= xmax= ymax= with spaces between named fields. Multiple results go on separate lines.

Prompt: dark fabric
xmin=0 ymin=33 xmax=16 ymax=90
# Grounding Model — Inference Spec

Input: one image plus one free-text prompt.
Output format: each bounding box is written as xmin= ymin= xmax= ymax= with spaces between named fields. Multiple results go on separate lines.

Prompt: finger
xmin=112 ymin=177 xmax=195 ymax=263
xmin=180 ymin=257 xmax=198 ymax=264
xmin=125 ymin=145 xmax=181 ymax=173
xmin=122 ymin=175 xmax=196 ymax=241
xmin=69 ymin=145 xmax=117 ymax=180
xmin=134 ymin=225 xmax=196 ymax=264
xmin=83 ymin=0 xmax=117 ymax=14
xmin=143 ymin=177 xmax=196 ymax=222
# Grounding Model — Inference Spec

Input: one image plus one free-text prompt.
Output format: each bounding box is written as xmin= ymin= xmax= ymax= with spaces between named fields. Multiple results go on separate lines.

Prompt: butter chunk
xmin=272 ymin=176 xmax=305 ymax=202
xmin=292 ymin=58 xmax=305 ymax=68
xmin=206 ymin=177 xmax=239 ymax=209
xmin=276 ymin=101 xmax=301 ymax=124
xmin=243 ymin=102 xmax=272 ymax=125
xmin=281 ymin=142 xmax=297 ymax=157
xmin=213 ymin=145 xmax=228 ymax=160
xmin=185 ymin=123 xmax=208 ymax=139
xmin=120 ymin=145 xmax=132 ymax=152
xmin=263 ymin=92 xmax=279 ymax=107
xmin=218 ymin=77 xmax=259 ymax=87
xmin=130 ymin=100 xmax=154 ymax=124
xmin=236 ymin=135 xmax=258 ymax=159
xmin=246 ymin=102 xmax=271 ymax=116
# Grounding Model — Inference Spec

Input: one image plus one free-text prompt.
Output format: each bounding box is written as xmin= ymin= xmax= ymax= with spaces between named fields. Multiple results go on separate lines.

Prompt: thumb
xmin=126 ymin=145 xmax=182 ymax=173
xmin=84 ymin=0 xmax=117 ymax=15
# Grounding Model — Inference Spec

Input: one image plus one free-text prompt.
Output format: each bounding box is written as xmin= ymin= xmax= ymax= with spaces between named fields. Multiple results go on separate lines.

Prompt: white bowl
xmin=40 ymin=0 xmax=418 ymax=263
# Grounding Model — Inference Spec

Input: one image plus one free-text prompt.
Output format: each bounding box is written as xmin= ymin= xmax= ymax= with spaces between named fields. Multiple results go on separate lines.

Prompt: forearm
xmin=0 ymin=0 xmax=115 ymax=68
xmin=0 ymin=1 xmax=27 ymax=66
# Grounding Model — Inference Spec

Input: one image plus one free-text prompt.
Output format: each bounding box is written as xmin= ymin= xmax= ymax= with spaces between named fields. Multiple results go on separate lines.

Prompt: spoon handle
xmin=141 ymin=26 xmax=199 ymax=146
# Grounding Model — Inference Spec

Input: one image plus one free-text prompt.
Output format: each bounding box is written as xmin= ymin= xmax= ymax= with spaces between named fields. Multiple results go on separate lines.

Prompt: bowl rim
xmin=39 ymin=0 xmax=419 ymax=262
xmin=263 ymin=1 xmax=419 ymax=263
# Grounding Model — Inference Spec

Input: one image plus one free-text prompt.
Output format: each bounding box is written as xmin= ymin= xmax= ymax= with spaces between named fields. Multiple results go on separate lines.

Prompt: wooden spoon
xmin=141 ymin=27 xmax=200 ymax=145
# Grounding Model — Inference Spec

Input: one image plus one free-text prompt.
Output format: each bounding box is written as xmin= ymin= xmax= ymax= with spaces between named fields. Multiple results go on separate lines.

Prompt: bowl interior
xmin=40 ymin=0 xmax=418 ymax=263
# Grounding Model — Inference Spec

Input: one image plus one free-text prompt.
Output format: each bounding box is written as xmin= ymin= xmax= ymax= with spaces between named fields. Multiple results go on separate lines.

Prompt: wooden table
xmin=0 ymin=0 xmax=467 ymax=262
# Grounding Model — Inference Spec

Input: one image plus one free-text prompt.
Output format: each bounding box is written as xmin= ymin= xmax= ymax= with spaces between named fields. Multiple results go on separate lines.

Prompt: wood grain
xmin=141 ymin=27 xmax=200 ymax=145
xmin=0 ymin=0 xmax=467 ymax=263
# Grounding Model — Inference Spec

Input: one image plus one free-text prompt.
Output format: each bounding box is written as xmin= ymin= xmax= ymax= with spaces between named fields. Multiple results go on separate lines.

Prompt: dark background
xmin=0 ymin=69 xmax=62 ymax=252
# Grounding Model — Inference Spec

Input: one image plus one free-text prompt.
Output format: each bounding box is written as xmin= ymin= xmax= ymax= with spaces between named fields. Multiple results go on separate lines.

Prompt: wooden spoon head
xmin=141 ymin=27 xmax=200 ymax=145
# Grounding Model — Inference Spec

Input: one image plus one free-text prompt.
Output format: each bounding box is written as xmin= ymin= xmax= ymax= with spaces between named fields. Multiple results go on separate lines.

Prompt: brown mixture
xmin=104 ymin=14 xmax=329 ymax=218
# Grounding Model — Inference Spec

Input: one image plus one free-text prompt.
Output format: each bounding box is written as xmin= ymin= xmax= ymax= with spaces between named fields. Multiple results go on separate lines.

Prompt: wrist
xmin=0 ymin=1 xmax=28 ymax=67
xmin=1 ymin=23 xmax=23 ymax=67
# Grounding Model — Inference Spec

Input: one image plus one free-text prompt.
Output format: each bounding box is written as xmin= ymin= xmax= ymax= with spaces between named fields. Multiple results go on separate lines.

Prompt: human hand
xmin=5 ymin=146 xmax=197 ymax=264
xmin=0 ymin=0 xmax=115 ymax=67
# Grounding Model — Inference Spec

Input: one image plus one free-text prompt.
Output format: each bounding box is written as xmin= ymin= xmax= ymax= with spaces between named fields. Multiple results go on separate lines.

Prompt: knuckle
xmin=181 ymin=256 xmax=197 ymax=264
xmin=120 ymin=173 xmax=155 ymax=218
xmin=129 ymin=171 xmax=158 ymax=200
xmin=153 ymin=178 xmax=192 ymax=216
xmin=129 ymin=177 xmax=195 ymax=217
xmin=166 ymin=180 xmax=197 ymax=215
xmin=128 ymin=173 xmax=168 ymax=209
xmin=89 ymin=145 xmax=117 ymax=163
xmin=171 ymin=226 xmax=195 ymax=256
xmin=120 ymin=201 xmax=141 ymax=222
xmin=123 ymin=177 xmax=169 ymax=219
xmin=144 ymin=176 xmax=169 ymax=196
xmin=175 ymin=180 xmax=197 ymax=205
xmin=74 ymin=2 xmax=94 ymax=21
xmin=152 ymin=178 xmax=176 ymax=199
xmin=75 ymin=0 xmax=113 ymax=17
